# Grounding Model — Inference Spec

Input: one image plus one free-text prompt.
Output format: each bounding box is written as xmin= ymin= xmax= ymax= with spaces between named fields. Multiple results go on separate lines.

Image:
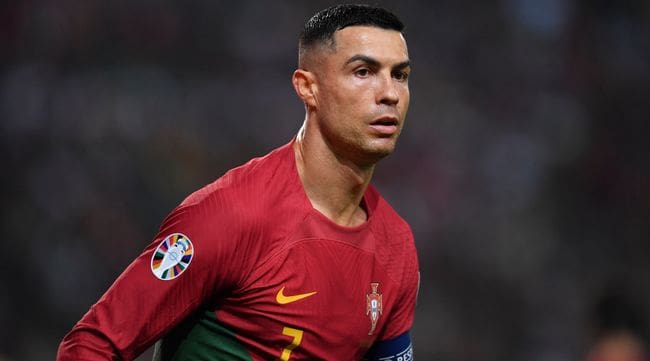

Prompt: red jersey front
xmin=58 ymin=141 xmax=419 ymax=361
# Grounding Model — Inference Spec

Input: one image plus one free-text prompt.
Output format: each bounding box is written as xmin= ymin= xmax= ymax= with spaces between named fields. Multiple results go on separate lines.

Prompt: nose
xmin=377 ymin=73 xmax=399 ymax=106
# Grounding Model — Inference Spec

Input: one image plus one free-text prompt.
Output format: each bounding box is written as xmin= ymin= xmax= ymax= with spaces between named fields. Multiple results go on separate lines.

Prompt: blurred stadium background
xmin=1 ymin=0 xmax=649 ymax=360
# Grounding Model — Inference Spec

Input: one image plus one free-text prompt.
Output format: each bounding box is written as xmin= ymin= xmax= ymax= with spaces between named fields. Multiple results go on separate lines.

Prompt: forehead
xmin=331 ymin=26 xmax=408 ymax=60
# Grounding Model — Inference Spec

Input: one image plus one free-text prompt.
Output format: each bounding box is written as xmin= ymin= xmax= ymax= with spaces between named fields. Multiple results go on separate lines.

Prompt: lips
xmin=369 ymin=116 xmax=399 ymax=135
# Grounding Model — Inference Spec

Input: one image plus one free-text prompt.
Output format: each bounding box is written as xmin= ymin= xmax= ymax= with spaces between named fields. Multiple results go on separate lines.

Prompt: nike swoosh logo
xmin=276 ymin=286 xmax=317 ymax=304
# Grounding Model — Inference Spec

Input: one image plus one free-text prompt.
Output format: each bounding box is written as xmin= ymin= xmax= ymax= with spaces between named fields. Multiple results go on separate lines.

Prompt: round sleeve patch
xmin=150 ymin=233 xmax=194 ymax=280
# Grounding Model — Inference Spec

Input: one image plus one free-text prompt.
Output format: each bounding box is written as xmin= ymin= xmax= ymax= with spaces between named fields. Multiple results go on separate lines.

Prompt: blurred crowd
xmin=1 ymin=0 xmax=649 ymax=360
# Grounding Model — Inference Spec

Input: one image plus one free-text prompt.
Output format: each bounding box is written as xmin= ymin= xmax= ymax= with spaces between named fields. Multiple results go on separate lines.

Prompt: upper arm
xmin=379 ymin=231 xmax=420 ymax=341
xmin=57 ymin=198 xmax=246 ymax=360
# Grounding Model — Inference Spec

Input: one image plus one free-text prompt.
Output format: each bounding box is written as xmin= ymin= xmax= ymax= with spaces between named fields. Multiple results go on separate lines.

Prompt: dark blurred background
xmin=1 ymin=0 xmax=649 ymax=360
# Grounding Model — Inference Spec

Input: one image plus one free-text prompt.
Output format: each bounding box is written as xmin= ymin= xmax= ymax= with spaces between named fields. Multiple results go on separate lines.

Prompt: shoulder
xmin=159 ymin=141 xmax=305 ymax=248
xmin=152 ymin=142 xmax=304 ymax=285
xmin=367 ymin=185 xmax=418 ymax=284
xmin=366 ymin=185 xmax=413 ymax=242
xmin=180 ymin=142 xmax=298 ymax=218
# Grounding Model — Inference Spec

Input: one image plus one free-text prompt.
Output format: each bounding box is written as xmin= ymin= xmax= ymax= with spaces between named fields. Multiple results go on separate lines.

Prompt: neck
xmin=294 ymin=121 xmax=375 ymax=227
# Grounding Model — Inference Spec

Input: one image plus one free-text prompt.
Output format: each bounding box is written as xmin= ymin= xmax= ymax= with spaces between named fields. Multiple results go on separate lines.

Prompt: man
xmin=58 ymin=4 xmax=419 ymax=360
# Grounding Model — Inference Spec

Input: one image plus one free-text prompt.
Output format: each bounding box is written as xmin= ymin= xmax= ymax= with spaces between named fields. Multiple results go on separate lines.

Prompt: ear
xmin=292 ymin=69 xmax=318 ymax=109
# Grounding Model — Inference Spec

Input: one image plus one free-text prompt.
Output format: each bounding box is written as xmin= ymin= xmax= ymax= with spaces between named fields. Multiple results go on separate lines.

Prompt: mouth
xmin=369 ymin=116 xmax=399 ymax=135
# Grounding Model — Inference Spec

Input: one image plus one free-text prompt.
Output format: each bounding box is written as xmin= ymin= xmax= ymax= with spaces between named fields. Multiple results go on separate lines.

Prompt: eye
xmin=393 ymin=70 xmax=409 ymax=82
xmin=355 ymin=68 xmax=371 ymax=78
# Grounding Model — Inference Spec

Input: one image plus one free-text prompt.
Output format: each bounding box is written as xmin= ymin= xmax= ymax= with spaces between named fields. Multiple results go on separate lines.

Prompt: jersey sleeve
xmin=57 ymin=191 xmax=251 ymax=360
xmin=379 ymin=231 xmax=420 ymax=341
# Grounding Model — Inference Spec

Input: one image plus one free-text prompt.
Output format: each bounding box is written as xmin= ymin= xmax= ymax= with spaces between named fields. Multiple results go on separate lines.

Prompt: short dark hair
xmin=299 ymin=4 xmax=404 ymax=53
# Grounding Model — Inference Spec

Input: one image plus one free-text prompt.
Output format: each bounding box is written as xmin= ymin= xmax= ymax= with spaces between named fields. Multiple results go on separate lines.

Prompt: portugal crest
xmin=366 ymin=282 xmax=383 ymax=335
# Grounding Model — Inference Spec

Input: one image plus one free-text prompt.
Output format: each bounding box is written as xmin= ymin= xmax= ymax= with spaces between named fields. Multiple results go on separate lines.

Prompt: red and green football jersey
xmin=58 ymin=141 xmax=419 ymax=361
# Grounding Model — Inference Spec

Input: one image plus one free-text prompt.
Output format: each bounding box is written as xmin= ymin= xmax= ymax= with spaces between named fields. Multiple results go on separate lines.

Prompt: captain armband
xmin=363 ymin=331 xmax=413 ymax=361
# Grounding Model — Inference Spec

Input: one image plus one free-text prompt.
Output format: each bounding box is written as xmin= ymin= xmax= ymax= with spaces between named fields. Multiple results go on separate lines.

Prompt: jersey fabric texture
xmin=57 ymin=141 xmax=419 ymax=361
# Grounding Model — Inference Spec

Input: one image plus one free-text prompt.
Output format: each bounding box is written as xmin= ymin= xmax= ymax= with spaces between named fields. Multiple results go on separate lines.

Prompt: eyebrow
xmin=344 ymin=54 xmax=411 ymax=70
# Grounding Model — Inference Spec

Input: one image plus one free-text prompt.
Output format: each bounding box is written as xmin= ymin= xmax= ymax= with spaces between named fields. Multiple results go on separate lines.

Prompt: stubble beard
xmin=317 ymin=112 xmax=402 ymax=168
xmin=333 ymin=131 xmax=399 ymax=168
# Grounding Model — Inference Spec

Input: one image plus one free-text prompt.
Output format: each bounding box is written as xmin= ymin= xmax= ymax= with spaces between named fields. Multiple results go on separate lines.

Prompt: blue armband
xmin=363 ymin=331 xmax=413 ymax=361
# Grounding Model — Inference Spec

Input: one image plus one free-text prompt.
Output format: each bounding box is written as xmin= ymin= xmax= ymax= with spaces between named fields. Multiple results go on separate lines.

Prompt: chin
xmin=362 ymin=141 xmax=397 ymax=162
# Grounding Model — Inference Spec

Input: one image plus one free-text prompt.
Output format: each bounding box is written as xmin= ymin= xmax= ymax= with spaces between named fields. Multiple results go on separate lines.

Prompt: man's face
xmin=312 ymin=26 xmax=410 ymax=166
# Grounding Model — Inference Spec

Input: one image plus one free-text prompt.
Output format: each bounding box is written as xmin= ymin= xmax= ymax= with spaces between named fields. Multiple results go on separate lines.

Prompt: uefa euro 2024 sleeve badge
xmin=366 ymin=282 xmax=383 ymax=335
xmin=150 ymin=233 xmax=194 ymax=281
